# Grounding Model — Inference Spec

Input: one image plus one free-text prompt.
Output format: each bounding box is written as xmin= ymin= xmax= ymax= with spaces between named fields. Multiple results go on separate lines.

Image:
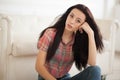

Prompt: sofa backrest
xmin=96 ymin=19 xmax=113 ymax=41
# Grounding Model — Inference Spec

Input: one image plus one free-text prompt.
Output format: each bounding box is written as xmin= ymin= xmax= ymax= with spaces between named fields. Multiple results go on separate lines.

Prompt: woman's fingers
xmin=79 ymin=22 xmax=93 ymax=34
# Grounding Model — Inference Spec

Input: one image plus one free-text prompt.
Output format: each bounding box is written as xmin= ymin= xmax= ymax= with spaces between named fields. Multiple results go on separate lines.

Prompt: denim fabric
xmin=57 ymin=74 xmax=71 ymax=80
xmin=38 ymin=74 xmax=70 ymax=80
xmin=38 ymin=66 xmax=101 ymax=80
xmin=70 ymin=66 xmax=101 ymax=80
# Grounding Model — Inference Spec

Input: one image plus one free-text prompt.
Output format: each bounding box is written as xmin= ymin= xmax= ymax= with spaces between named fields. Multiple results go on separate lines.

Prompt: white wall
xmin=0 ymin=0 xmax=116 ymax=19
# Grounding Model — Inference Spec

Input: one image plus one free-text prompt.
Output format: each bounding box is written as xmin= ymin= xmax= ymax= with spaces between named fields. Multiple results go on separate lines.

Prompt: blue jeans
xmin=38 ymin=66 xmax=101 ymax=80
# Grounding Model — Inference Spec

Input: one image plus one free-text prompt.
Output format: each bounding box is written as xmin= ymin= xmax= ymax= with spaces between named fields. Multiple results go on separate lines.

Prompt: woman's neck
xmin=62 ymin=29 xmax=74 ymax=44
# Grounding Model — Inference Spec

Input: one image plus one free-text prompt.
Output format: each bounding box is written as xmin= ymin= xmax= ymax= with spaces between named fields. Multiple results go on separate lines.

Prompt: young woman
xmin=35 ymin=4 xmax=104 ymax=80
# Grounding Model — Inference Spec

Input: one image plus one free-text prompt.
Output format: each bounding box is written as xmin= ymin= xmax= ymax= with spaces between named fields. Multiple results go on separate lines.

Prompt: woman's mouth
xmin=67 ymin=24 xmax=72 ymax=29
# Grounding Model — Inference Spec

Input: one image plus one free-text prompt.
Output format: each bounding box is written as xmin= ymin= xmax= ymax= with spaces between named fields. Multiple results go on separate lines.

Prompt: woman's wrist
xmin=88 ymin=31 xmax=94 ymax=38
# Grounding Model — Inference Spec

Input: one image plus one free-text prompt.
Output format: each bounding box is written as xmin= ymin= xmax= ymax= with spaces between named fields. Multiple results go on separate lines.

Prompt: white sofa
xmin=0 ymin=14 xmax=117 ymax=80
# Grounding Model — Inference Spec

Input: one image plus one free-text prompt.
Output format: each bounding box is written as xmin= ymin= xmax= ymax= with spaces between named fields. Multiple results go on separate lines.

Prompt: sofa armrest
xmin=0 ymin=14 xmax=12 ymax=80
xmin=96 ymin=19 xmax=117 ymax=75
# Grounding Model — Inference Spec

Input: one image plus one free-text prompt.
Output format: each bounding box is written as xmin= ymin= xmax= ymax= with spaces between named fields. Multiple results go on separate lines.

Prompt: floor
xmin=106 ymin=52 xmax=120 ymax=80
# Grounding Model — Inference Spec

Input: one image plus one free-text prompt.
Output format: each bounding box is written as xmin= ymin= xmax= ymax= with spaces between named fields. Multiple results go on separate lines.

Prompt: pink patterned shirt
xmin=37 ymin=28 xmax=74 ymax=78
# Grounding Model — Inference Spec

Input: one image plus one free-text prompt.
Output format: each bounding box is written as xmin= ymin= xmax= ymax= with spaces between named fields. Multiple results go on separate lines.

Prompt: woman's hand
xmin=79 ymin=22 xmax=94 ymax=35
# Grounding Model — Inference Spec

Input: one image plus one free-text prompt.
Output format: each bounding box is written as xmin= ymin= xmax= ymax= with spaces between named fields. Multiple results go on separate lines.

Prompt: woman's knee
xmin=88 ymin=65 xmax=101 ymax=75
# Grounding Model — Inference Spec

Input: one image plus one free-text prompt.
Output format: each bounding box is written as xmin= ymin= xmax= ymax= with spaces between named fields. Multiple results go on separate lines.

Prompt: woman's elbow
xmin=35 ymin=63 xmax=39 ymax=73
xmin=35 ymin=61 xmax=42 ymax=73
xmin=88 ymin=61 xmax=96 ymax=66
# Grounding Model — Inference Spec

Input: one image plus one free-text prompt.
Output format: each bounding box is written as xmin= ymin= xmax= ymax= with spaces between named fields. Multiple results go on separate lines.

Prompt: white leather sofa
xmin=0 ymin=14 xmax=117 ymax=80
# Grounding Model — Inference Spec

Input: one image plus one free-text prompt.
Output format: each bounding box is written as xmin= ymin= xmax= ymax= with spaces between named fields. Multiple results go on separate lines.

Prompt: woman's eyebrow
xmin=70 ymin=12 xmax=84 ymax=22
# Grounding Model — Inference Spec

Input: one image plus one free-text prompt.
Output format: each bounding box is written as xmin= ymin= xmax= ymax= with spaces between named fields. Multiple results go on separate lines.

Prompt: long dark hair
xmin=37 ymin=4 xmax=104 ymax=70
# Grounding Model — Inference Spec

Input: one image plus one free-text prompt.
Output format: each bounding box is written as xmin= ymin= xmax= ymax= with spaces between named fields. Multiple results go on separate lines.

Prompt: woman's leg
xmin=38 ymin=75 xmax=44 ymax=80
xmin=70 ymin=65 xmax=101 ymax=80
xmin=58 ymin=74 xmax=71 ymax=80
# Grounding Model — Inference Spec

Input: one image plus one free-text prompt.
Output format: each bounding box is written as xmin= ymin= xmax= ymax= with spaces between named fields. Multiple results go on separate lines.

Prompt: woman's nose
xmin=70 ymin=19 xmax=75 ymax=24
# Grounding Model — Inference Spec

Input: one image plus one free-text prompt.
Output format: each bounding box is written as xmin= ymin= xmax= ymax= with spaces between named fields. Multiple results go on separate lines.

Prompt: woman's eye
xmin=70 ymin=15 xmax=73 ymax=18
xmin=76 ymin=20 xmax=81 ymax=23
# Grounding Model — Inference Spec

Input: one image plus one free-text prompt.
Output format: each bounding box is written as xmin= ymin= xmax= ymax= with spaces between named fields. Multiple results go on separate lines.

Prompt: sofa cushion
xmin=95 ymin=19 xmax=112 ymax=41
xmin=12 ymin=33 xmax=38 ymax=57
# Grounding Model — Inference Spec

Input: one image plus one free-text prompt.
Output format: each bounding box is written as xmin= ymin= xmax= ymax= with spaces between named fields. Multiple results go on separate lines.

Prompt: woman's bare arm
xmin=79 ymin=22 xmax=97 ymax=66
xmin=35 ymin=50 xmax=56 ymax=80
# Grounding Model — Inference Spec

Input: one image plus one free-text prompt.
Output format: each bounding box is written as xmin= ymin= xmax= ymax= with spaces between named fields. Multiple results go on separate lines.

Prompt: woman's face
xmin=65 ymin=8 xmax=86 ymax=32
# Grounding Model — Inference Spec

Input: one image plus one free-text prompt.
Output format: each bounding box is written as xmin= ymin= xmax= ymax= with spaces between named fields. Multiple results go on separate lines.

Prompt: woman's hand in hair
xmin=79 ymin=22 xmax=94 ymax=36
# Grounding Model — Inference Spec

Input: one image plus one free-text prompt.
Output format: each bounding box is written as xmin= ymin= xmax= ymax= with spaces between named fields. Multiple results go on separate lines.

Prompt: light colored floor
xmin=106 ymin=52 xmax=120 ymax=80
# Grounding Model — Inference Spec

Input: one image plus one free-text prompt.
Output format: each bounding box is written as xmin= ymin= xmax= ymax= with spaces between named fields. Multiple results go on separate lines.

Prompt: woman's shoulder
xmin=45 ymin=28 xmax=56 ymax=35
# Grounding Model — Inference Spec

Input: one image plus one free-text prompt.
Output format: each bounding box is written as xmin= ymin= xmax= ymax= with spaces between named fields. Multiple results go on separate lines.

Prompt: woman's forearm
xmin=36 ymin=65 xmax=56 ymax=80
xmin=87 ymin=33 xmax=97 ymax=66
xmin=35 ymin=51 xmax=56 ymax=80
